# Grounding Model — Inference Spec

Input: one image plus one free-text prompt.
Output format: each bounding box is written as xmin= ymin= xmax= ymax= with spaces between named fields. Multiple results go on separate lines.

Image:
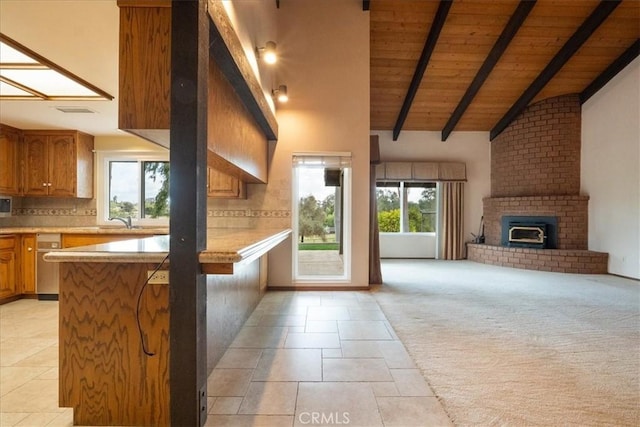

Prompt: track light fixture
xmin=272 ymin=85 xmax=288 ymax=103
xmin=255 ymin=41 xmax=277 ymax=64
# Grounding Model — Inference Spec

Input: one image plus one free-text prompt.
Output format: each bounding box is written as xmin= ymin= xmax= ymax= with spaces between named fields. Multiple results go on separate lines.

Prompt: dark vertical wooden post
xmin=169 ymin=0 xmax=208 ymax=425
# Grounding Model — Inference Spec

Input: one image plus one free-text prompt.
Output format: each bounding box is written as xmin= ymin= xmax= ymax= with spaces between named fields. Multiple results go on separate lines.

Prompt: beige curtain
xmin=369 ymin=136 xmax=383 ymax=284
xmin=369 ymin=165 xmax=383 ymax=284
xmin=441 ymin=181 xmax=464 ymax=260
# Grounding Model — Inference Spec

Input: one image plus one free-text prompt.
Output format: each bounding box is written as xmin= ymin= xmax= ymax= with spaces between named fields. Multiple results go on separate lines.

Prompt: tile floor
xmin=0 ymin=292 xmax=452 ymax=426
xmin=205 ymin=291 xmax=452 ymax=427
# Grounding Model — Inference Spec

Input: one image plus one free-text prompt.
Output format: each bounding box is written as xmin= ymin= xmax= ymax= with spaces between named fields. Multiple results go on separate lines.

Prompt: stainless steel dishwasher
xmin=36 ymin=233 xmax=61 ymax=300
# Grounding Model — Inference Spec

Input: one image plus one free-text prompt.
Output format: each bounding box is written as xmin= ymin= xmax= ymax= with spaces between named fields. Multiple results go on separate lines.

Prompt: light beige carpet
xmin=373 ymin=260 xmax=640 ymax=426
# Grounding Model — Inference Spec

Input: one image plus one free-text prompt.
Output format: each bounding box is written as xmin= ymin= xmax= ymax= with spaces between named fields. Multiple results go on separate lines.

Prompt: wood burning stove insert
xmin=501 ymin=216 xmax=558 ymax=249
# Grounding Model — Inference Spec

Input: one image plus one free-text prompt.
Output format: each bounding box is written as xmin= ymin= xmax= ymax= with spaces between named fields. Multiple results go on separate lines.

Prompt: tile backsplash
xmin=0 ymin=197 xmax=97 ymax=228
xmin=0 ymin=181 xmax=292 ymax=230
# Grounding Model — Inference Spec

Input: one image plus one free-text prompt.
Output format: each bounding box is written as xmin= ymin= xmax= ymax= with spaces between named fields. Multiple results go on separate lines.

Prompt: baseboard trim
xmin=268 ymin=286 xmax=370 ymax=291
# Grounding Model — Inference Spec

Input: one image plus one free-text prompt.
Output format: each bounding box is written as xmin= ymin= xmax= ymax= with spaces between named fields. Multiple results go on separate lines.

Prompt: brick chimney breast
xmin=469 ymin=94 xmax=607 ymax=274
xmin=491 ymin=94 xmax=581 ymax=198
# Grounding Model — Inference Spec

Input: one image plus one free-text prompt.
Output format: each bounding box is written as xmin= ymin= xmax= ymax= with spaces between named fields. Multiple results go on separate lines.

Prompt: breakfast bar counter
xmin=44 ymin=228 xmax=291 ymax=271
xmin=45 ymin=227 xmax=290 ymax=426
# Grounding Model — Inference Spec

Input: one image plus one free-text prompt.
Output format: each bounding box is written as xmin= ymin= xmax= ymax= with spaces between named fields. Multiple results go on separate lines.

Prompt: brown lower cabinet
xmin=0 ymin=234 xmax=37 ymax=302
xmin=0 ymin=233 xmax=156 ymax=304
xmin=20 ymin=234 xmax=36 ymax=295
xmin=0 ymin=236 xmax=17 ymax=300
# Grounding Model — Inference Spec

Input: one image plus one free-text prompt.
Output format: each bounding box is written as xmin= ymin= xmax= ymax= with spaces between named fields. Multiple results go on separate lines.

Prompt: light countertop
xmin=0 ymin=226 xmax=169 ymax=235
xmin=43 ymin=228 xmax=291 ymax=273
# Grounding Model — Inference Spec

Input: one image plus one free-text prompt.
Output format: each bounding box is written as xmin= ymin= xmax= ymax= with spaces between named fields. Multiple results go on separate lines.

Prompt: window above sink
xmin=96 ymin=151 xmax=169 ymax=228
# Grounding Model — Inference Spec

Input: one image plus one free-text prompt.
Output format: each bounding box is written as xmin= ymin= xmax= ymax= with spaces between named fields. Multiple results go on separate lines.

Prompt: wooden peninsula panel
xmin=59 ymin=262 xmax=169 ymax=426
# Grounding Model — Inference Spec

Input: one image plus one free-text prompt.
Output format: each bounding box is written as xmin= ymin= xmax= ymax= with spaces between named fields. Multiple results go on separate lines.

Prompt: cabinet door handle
xmin=47 ymin=183 xmax=52 ymax=187
xmin=27 ymin=247 xmax=33 ymax=252
xmin=42 ymin=183 xmax=47 ymax=187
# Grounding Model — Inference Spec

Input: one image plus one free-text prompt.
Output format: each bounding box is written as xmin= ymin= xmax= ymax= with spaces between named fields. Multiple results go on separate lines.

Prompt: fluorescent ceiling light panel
xmin=0 ymin=80 xmax=35 ymax=97
xmin=0 ymin=34 xmax=113 ymax=101
xmin=0 ymin=43 xmax=38 ymax=64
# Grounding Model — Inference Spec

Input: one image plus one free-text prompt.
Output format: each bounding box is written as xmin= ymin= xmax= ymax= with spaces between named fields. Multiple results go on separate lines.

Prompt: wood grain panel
xmin=370 ymin=0 xmax=638 ymax=132
xmin=206 ymin=259 xmax=261 ymax=371
xmin=0 ymin=124 xmax=22 ymax=195
xmin=75 ymin=132 xmax=95 ymax=199
xmin=0 ymin=236 xmax=16 ymax=300
xmin=20 ymin=130 xmax=94 ymax=198
xmin=22 ymin=134 xmax=49 ymax=196
xmin=59 ymin=262 xmax=169 ymax=426
xmin=206 ymin=0 xmax=278 ymax=141
xmin=533 ymin=2 xmax=640 ymax=103
xmin=118 ymin=4 xmax=171 ymax=132
xmin=20 ymin=234 xmax=36 ymax=294
xmin=207 ymin=168 xmax=246 ymax=199
xmin=47 ymin=134 xmax=76 ymax=197
xmin=207 ymin=56 xmax=268 ymax=183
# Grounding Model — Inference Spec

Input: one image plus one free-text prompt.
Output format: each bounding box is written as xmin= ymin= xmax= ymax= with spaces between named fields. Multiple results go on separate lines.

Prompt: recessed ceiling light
xmin=0 ymin=33 xmax=113 ymax=101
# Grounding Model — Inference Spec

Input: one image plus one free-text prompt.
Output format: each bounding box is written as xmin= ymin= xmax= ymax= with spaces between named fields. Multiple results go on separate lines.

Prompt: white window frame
xmin=292 ymin=152 xmax=352 ymax=283
xmin=96 ymin=151 xmax=170 ymax=227
xmin=376 ymin=181 xmax=438 ymax=234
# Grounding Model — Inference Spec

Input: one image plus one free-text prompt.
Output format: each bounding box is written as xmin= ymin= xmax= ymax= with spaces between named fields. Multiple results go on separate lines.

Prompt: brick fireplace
xmin=468 ymin=94 xmax=607 ymax=274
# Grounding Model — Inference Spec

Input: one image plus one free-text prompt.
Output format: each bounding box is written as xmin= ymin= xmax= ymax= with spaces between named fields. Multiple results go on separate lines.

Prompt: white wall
xmin=374 ymin=131 xmax=492 ymax=251
xmin=94 ymin=135 xmax=167 ymax=152
xmin=380 ymin=233 xmax=436 ymax=258
xmin=582 ymin=58 xmax=640 ymax=279
xmin=267 ymin=0 xmax=370 ymax=287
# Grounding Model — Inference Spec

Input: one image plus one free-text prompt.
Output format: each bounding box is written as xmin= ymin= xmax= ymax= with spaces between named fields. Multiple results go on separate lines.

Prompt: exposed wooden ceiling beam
xmin=580 ymin=39 xmax=640 ymax=104
xmin=392 ymin=0 xmax=452 ymax=141
xmin=490 ymin=0 xmax=621 ymax=141
xmin=363 ymin=0 xmax=370 ymax=11
xmin=441 ymin=1 xmax=536 ymax=141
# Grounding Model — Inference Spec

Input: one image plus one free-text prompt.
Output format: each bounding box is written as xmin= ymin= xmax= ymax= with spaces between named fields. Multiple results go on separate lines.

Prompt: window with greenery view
xmin=376 ymin=182 xmax=436 ymax=233
xmin=106 ymin=159 xmax=170 ymax=222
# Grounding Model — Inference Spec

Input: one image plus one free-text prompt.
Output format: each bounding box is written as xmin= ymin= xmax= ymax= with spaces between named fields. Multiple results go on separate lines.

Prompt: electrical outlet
xmin=147 ymin=270 xmax=169 ymax=284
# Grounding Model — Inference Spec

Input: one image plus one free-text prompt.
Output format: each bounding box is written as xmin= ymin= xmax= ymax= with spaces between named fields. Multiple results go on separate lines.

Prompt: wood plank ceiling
xmin=369 ymin=0 xmax=640 ymax=140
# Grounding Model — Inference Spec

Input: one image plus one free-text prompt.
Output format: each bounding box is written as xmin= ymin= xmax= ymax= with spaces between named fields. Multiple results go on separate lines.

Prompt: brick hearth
xmin=467 ymin=245 xmax=608 ymax=274
xmin=471 ymin=94 xmax=607 ymax=274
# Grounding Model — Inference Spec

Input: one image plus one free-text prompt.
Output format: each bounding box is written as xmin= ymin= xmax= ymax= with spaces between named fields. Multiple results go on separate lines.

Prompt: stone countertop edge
xmin=199 ymin=228 xmax=291 ymax=265
xmin=43 ymin=229 xmax=292 ymax=265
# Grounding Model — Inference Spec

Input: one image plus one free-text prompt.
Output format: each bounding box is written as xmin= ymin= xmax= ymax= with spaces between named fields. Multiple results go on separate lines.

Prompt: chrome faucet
xmin=108 ymin=216 xmax=133 ymax=229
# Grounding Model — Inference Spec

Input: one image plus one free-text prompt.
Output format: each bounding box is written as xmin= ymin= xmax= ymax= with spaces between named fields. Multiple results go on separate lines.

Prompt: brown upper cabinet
xmin=22 ymin=130 xmax=94 ymax=198
xmin=0 ymin=124 xmax=22 ymax=195
xmin=118 ymin=0 xmax=171 ymax=148
xmin=207 ymin=167 xmax=246 ymax=199
xmin=117 ymin=0 xmax=268 ymax=184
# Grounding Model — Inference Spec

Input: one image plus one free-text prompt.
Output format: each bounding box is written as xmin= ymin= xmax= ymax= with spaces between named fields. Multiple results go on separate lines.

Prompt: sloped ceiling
xmin=0 ymin=0 xmax=638 ymax=141
xmin=370 ymin=0 xmax=640 ymax=140
xmin=0 ymin=0 xmax=120 ymax=137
